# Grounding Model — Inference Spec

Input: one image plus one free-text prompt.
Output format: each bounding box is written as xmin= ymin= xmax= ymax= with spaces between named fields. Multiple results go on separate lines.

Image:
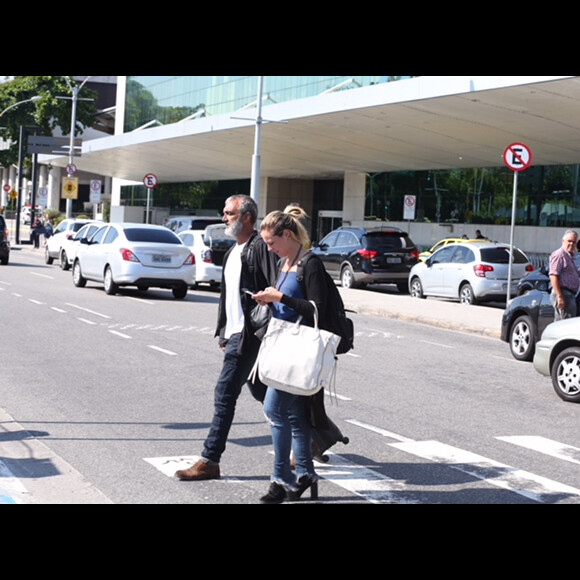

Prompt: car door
xmin=80 ymin=225 xmax=111 ymax=279
xmin=443 ymin=245 xmax=475 ymax=298
xmin=421 ymin=245 xmax=457 ymax=295
xmin=313 ymin=231 xmax=341 ymax=279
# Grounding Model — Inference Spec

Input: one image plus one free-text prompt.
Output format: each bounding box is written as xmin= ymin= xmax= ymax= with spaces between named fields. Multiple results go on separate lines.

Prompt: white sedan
xmin=72 ymin=223 xmax=194 ymax=299
xmin=178 ymin=224 xmax=235 ymax=289
xmin=45 ymin=218 xmax=102 ymax=268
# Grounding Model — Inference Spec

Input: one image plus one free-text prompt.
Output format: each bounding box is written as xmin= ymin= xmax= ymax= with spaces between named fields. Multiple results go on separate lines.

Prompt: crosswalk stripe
xmin=0 ymin=459 xmax=29 ymax=504
xmin=391 ymin=440 xmax=580 ymax=502
xmin=315 ymin=453 xmax=421 ymax=504
xmin=497 ymin=436 xmax=580 ymax=465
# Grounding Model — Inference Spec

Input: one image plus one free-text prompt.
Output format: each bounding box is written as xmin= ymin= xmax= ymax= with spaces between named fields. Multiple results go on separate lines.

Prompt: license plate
xmin=153 ymin=255 xmax=171 ymax=264
xmin=387 ymin=257 xmax=402 ymax=264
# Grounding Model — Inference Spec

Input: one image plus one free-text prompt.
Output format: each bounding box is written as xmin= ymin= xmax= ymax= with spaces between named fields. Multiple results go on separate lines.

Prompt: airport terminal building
xmin=5 ymin=75 xmax=580 ymax=252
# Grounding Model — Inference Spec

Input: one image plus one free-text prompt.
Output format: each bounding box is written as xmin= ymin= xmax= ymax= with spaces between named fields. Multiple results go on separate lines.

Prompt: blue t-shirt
xmin=272 ymin=271 xmax=305 ymax=322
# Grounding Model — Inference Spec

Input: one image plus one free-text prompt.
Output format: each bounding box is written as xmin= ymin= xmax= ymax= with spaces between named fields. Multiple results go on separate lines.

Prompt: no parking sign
xmin=90 ymin=179 xmax=102 ymax=204
xmin=403 ymin=195 xmax=416 ymax=220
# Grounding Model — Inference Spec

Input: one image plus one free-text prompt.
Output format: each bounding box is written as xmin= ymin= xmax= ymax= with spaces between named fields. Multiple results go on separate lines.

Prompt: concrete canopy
xmin=43 ymin=76 xmax=580 ymax=184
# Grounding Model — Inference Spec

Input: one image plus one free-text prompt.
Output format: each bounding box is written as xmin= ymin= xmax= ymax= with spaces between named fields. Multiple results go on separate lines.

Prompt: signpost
xmin=403 ymin=195 xmax=416 ymax=231
xmin=90 ymin=180 xmax=102 ymax=219
xmin=504 ymin=142 xmax=533 ymax=303
xmin=143 ymin=173 xmax=158 ymax=224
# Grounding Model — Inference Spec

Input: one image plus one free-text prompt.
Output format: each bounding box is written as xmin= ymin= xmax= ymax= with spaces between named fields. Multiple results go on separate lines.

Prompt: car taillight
xmin=183 ymin=253 xmax=194 ymax=266
xmin=119 ymin=248 xmax=140 ymax=262
xmin=357 ymin=249 xmax=378 ymax=260
xmin=410 ymin=249 xmax=420 ymax=260
xmin=526 ymin=264 xmax=534 ymax=272
xmin=201 ymin=249 xmax=212 ymax=263
xmin=473 ymin=263 xmax=494 ymax=277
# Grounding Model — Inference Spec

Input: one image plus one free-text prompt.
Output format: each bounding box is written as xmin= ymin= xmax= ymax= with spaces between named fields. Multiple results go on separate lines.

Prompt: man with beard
xmin=175 ymin=195 xmax=278 ymax=481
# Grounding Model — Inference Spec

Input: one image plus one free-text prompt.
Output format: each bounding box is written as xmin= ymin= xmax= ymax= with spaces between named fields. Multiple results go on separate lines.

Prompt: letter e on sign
xmin=144 ymin=173 xmax=159 ymax=189
xmin=503 ymin=142 xmax=533 ymax=172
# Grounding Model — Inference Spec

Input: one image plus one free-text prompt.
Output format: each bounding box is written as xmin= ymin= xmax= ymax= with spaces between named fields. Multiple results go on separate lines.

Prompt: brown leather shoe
xmin=175 ymin=459 xmax=220 ymax=481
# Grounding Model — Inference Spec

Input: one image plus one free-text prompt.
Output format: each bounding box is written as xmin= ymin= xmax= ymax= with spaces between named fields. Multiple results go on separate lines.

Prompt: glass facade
xmin=126 ymin=76 xmax=413 ymax=130
xmin=123 ymin=76 xmax=580 ymax=228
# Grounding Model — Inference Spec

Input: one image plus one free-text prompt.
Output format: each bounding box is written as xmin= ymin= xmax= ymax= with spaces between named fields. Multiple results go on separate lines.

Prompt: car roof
xmin=336 ymin=226 xmax=407 ymax=235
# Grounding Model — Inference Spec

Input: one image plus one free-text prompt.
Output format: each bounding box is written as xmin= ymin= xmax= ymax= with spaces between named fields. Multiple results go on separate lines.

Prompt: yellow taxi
xmin=419 ymin=237 xmax=481 ymax=262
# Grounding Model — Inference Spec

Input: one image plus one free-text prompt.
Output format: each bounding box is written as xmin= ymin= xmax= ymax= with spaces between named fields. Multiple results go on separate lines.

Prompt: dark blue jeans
xmin=201 ymin=333 xmax=258 ymax=463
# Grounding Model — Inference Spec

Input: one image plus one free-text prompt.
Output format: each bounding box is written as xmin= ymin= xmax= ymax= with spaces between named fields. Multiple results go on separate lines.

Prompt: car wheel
xmin=340 ymin=265 xmax=357 ymax=289
xmin=551 ymin=347 xmax=580 ymax=403
xmin=509 ymin=314 xmax=536 ymax=361
xmin=45 ymin=247 xmax=54 ymax=265
xmin=410 ymin=277 xmax=425 ymax=299
xmin=72 ymin=260 xmax=87 ymax=288
xmin=459 ymin=283 xmax=477 ymax=305
xmin=60 ymin=250 xmax=70 ymax=271
xmin=0 ymin=256 xmax=8 ymax=265
xmin=396 ymin=282 xmax=410 ymax=294
xmin=173 ymin=284 xmax=188 ymax=299
xmin=103 ymin=266 xmax=118 ymax=295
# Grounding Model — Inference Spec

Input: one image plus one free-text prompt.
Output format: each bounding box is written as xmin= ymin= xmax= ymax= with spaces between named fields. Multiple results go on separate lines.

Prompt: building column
xmin=342 ymin=172 xmax=366 ymax=225
xmin=47 ymin=166 xmax=62 ymax=212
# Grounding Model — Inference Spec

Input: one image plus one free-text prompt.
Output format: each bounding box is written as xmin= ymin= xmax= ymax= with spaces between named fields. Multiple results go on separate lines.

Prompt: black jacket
xmin=215 ymin=230 xmax=279 ymax=353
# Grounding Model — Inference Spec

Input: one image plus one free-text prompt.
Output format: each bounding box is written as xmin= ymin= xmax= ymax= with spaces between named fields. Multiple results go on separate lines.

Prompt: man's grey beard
xmin=225 ymin=219 xmax=244 ymax=239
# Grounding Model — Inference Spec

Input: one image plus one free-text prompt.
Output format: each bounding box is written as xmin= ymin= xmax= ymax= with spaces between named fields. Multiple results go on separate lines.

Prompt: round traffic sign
xmin=143 ymin=173 xmax=159 ymax=189
xmin=503 ymin=142 xmax=533 ymax=172
xmin=3 ymin=184 xmax=11 ymax=193
xmin=66 ymin=163 xmax=77 ymax=175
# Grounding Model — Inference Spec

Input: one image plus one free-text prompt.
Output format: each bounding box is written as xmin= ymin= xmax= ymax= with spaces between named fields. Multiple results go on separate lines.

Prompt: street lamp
xmin=58 ymin=76 xmax=94 ymax=218
xmin=0 ymin=95 xmax=41 ymax=119
xmin=0 ymin=95 xmax=42 ymax=245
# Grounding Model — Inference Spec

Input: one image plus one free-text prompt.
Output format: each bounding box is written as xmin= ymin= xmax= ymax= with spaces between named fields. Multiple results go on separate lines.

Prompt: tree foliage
xmin=0 ymin=75 xmax=99 ymax=168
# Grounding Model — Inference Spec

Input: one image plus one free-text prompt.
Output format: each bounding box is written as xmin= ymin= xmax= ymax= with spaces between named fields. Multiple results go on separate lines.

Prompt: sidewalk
xmin=338 ymin=286 xmax=504 ymax=339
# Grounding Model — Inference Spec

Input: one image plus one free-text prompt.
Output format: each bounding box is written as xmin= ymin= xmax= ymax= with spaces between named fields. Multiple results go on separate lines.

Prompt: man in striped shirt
xmin=549 ymin=229 xmax=580 ymax=321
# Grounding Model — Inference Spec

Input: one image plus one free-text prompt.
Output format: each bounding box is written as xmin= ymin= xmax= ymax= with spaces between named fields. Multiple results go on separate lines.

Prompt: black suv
xmin=312 ymin=226 xmax=420 ymax=292
xmin=0 ymin=214 xmax=10 ymax=265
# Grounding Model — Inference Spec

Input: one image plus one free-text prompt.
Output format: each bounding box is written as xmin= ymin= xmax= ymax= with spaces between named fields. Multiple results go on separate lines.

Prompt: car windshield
xmin=124 ymin=228 xmax=181 ymax=244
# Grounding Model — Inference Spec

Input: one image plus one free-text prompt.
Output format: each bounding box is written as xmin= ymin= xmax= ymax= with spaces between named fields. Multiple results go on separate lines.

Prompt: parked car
xmin=501 ymin=289 xmax=555 ymax=361
xmin=164 ymin=216 xmax=222 ymax=234
xmin=178 ymin=224 xmax=235 ymax=289
xmin=533 ymin=317 xmax=580 ymax=403
xmin=0 ymin=214 xmax=10 ymax=265
xmin=517 ymin=264 xmax=550 ymax=296
xmin=20 ymin=205 xmax=42 ymax=225
xmin=72 ymin=222 xmax=194 ymax=299
xmin=311 ymin=226 xmax=420 ymax=292
xmin=57 ymin=222 xmax=103 ymax=271
xmin=45 ymin=219 xmax=101 ymax=268
xmin=409 ymin=241 xmax=534 ymax=305
xmin=418 ymin=237 xmax=480 ymax=262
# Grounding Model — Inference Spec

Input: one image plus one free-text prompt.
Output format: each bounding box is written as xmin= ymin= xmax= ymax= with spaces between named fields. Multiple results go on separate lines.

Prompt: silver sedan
xmin=533 ymin=317 xmax=580 ymax=403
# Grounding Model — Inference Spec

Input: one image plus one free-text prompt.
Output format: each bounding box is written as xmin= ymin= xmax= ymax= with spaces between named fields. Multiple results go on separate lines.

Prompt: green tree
xmin=0 ymin=76 xmax=99 ymax=168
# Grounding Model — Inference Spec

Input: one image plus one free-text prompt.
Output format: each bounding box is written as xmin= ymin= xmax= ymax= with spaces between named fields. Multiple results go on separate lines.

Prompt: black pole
xmin=15 ymin=125 xmax=25 ymax=245
xmin=30 ymin=151 xmax=39 ymax=242
xmin=15 ymin=125 xmax=39 ymax=244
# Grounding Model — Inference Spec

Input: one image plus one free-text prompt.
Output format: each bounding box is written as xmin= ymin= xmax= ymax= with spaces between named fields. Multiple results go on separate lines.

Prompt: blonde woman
xmin=252 ymin=206 xmax=330 ymax=503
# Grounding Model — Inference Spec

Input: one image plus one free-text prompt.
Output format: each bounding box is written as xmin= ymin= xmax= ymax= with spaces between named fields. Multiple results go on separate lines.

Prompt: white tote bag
xmin=249 ymin=302 xmax=340 ymax=396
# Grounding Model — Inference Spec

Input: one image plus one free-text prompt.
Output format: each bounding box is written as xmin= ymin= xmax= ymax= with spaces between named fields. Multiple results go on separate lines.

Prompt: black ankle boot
xmin=260 ymin=482 xmax=287 ymax=504
xmin=287 ymin=475 xmax=318 ymax=502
